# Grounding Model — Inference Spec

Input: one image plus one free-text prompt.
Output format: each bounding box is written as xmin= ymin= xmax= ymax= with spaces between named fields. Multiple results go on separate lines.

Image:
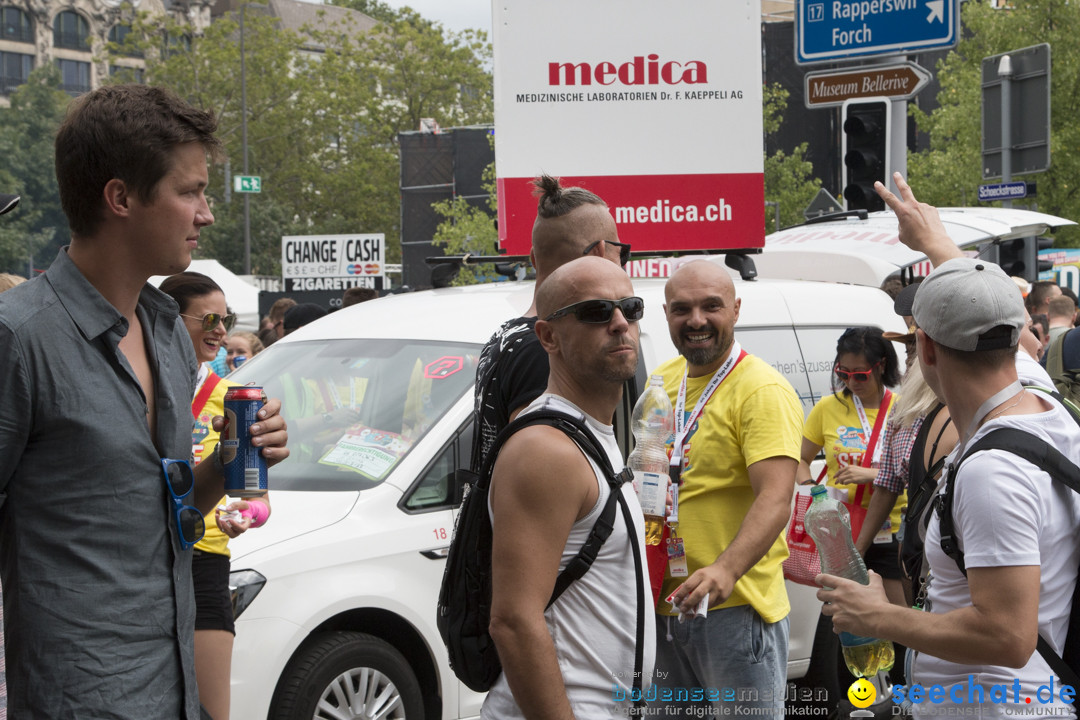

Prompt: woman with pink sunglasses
xmin=796 ymin=326 xmax=904 ymax=700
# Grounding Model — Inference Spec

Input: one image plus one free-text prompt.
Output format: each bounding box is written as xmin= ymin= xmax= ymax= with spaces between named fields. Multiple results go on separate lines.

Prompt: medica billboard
xmin=493 ymin=0 xmax=765 ymax=254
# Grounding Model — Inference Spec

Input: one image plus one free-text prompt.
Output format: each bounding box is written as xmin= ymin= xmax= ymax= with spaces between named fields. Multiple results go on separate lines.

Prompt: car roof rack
xmin=427 ymin=247 xmax=762 ymax=285
xmin=802 ymin=209 xmax=869 ymax=226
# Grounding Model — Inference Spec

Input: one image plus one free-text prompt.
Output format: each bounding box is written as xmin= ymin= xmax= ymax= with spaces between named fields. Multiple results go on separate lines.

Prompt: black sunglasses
xmin=160 ymin=459 xmax=206 ymax=551
xmin=181 ymin=312 xmax=237 ymax=332
xmin=583 ymin=239 xmax=632 ymax=266
xmin=545 ymin=296 xmax=645 ymax=324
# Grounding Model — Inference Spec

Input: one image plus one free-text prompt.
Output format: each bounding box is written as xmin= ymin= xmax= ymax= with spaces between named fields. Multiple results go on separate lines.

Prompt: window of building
xmin=55 ymin=58 xmax=91 ymax=95
xmin=108 ymin=23 xmax=143 ymax=57
xmin=109 ymin=65 xmax=144 ymax=84
xmin=1 ymin=6 xmax=33 ymax=43
xmin=0 ymin=50 xmax=32 ymax=95
xmin=53 ymin=10 xmax=90 ymax=51
xmin=163 ymin=32 xmax=191 ymax=57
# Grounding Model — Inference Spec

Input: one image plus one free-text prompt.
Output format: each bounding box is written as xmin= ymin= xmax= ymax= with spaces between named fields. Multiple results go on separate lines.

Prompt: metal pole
xmin=241 ymin=2 xmax=251 ymax=275
xmin=999 ymin=54 xmax=1013 ymax=209
xmin=890 ymin=100 xmax=907 ymax=192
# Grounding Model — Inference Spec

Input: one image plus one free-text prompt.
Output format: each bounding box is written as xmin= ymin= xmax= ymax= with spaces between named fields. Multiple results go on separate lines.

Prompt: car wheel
xmin=270 ymin=631 xmax=425 ymax=720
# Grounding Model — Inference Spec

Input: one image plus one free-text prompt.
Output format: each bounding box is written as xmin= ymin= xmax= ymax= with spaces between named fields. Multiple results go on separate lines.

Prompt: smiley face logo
xmin=848 ymin=677 xmax=876 ymax=708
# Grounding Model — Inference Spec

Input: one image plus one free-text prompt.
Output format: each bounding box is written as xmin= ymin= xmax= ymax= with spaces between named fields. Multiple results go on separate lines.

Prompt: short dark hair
xmin=342 ymin=287 xmax=378 ymax=307
xmin=831 ymin=326 xmax=901 ymax=397
xmin=1032 ymin=313 xmax=1050 ymax=338
xmin=159 ymin=271 xmax=223 ymax=313
xmin=55 ymin=84 xmax=221 ymax=237
xmin=935 ymin=342 xmax=1017 ymax=370
xmin=268 ymin=298 xmax=297 ymax=323
xmin=880 ymin=274 xmax=904 ymax=300
xmin=1025 ymin=281 xmax=1060 ymax=313
xmin=531 ymin=174 xmax=606 ymax=219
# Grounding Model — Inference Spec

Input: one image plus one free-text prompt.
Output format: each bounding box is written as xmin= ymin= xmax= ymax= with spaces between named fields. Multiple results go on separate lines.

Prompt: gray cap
xmin=912 ymin=257 xmax=1024 ymax=352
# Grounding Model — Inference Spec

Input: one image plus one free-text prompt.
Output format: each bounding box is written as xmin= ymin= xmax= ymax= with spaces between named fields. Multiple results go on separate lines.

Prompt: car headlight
xmin=229 ymin=568 xmax=266 ymax=619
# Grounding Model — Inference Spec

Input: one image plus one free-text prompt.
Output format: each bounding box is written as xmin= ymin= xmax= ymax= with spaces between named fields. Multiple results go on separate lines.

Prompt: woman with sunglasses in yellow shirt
xmin=161 ymin=271 xmax=270 ymax=720
xmin=796 ymin=326 xmax=904 ymax=704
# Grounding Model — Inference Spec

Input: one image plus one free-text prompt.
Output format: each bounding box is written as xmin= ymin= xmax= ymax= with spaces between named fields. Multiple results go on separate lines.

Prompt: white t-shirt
xmin=915 ymin=399 xmax=1080 ymax=719
xmin=483 ymin=394 xmax=656 ymax=719
xmin=1017 ymin=348 xmax=1055 ymax=388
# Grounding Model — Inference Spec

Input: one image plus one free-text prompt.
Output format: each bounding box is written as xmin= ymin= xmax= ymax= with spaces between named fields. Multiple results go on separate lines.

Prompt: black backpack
xmin=898 ymin=402 xmax=952 ymax=600
xmin=1046 ymin=328 xmax=1080 ymax=407
xmin=937 ymin=424 xmax=1080 ymax=689
xmin=436 ymin=408 xmax=645 ymax=696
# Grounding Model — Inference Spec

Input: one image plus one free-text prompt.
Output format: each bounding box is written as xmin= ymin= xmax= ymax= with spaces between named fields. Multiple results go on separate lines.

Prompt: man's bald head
xmin=536 ymin=256 xmax=633 ymax=321
xmin=665 ymin=259 xmax=736 ymax=305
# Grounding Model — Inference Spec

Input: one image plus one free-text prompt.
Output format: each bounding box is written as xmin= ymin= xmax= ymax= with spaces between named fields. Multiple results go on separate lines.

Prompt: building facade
xmin=0 ymin=0 xmax=213 ymax=104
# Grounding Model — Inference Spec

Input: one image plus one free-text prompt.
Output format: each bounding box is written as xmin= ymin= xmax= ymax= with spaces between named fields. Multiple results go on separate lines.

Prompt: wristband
xmin=240 ymin=498 xmax=270 ymax=528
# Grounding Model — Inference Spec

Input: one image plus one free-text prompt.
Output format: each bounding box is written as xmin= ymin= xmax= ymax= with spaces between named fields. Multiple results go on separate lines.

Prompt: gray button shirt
xmin=0 ymin=249 xmax=200 ymax=719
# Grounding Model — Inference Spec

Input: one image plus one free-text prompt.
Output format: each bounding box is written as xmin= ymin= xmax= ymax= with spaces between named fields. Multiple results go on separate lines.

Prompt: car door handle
xmin=421 ymin=547 xmax=450 ymax=560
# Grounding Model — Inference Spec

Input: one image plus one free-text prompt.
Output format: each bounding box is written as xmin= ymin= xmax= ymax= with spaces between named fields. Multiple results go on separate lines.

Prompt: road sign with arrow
xmin=796 ymin=0 xmax=958 ymax=64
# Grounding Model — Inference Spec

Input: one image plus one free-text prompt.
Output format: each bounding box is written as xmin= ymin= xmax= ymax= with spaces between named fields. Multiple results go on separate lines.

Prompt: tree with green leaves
xmin=763 ymin=83 xmax=822 ymax=233
xmin=430 ymin=154 xmax=500 ymax=286
xmin=100 ymin=1 xmax=492 ymax=276
xmin=0 ymin=66 xmax=71 ymax=276
xmin=909 ymin=0 xmax=1080 ymax=245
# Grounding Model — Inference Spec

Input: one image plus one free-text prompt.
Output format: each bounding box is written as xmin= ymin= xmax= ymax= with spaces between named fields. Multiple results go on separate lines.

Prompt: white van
xmin=226 ymin=262 xmax=906 ymax=719
xmin=755 ymin=206 xmax=1075 ymax=287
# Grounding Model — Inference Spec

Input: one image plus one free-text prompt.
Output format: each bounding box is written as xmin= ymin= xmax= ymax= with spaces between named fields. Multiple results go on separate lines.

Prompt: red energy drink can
xmin=221 ymin=386 xmax=268 ymax=497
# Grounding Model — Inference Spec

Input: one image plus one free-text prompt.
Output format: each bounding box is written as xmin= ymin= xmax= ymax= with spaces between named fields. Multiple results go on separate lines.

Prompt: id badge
xmin=873 ymin=518 xmax=893 ymax=545
xmin=667 ymin=536 xmax=689 ymax=577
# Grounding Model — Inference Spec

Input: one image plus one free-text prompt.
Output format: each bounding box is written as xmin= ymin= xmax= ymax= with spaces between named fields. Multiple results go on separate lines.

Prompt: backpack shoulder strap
xmin=940 ymin=428 xmax=1080 ymax=571
xmin=478 ymin=408 xmax=634 ymax=606
xmin=938 ymin=426 xmax=1080 ymax=688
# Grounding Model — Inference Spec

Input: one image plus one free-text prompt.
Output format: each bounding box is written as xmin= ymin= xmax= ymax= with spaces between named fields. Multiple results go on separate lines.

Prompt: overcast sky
xmin=379 ymin=0 xmax=493 ymax=35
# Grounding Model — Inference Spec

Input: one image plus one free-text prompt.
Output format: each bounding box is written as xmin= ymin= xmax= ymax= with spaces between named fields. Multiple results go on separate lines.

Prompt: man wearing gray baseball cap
xmin=817 ymin=174 xmax=1080 ymax=719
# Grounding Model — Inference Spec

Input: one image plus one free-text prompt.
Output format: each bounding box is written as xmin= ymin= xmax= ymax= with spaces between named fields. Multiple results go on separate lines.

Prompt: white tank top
xmin=482 ymin=394 xmax=656 ymax=719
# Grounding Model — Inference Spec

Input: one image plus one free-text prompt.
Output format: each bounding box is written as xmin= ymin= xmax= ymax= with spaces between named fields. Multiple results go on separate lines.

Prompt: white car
xmin=226 ymin=261 xmax=906 ymax=720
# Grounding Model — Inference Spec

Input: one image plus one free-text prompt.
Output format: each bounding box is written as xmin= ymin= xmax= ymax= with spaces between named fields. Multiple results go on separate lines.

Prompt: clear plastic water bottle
xmin=803 ymin=484 xmax=895 ymax=678
xmin=627 ymin=375 xmax=674 ymax=546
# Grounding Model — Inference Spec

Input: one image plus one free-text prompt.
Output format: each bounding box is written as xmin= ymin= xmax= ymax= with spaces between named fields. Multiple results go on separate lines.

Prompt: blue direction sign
xmin=978 ymin=182 xmax=1028 ymax=202
xmin=796 ymin=0 xmax=958 ymax=65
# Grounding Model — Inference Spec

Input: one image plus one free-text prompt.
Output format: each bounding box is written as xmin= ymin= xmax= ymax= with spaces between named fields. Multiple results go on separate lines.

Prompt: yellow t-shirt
xmin=192 ymin=372 xmax=234 ymax=557
xmin=655 ymin=353 xmax=804 ymax=622
xmin=802 ymin=393 xmax=906 ymax=533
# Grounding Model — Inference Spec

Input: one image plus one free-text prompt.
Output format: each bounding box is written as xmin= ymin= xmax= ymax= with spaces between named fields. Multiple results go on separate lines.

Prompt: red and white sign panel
xmin=493 ymin=0 xmax=764 ymax=254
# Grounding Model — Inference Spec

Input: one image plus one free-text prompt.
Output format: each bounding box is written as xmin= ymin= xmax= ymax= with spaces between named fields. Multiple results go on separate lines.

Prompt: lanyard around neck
xmin=671 ymin=340 xmax=746 ymax=468
xmin=853 ymin=389 xmax=893 ymax=466
xmin=954 ymin=380 xmax=1025 ymax=460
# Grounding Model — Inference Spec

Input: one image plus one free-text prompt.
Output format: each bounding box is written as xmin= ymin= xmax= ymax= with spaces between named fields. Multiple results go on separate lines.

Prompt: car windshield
xmin=228 ymin=338 xmax=480 ymax=491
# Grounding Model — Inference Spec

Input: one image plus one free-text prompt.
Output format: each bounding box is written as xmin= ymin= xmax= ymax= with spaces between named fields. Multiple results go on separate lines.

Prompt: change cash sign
xmin=494 ymin=0 xmax=765 ymax=253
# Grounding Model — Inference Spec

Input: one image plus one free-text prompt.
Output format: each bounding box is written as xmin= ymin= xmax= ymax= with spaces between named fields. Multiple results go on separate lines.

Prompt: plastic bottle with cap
xmin=804 ymin=484 xmax=895 ymax=678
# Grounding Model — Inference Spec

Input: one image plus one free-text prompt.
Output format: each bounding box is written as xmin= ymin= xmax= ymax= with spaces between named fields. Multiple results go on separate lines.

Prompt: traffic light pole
xmin=890 ymin=100 xmax=906 ymax=194
xmin=999 ymin=54 xmax=1014 ymax=209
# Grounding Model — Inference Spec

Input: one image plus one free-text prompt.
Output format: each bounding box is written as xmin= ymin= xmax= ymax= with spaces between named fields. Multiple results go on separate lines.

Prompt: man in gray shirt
xmin=0 ymin=85 xmax=289 ymax=719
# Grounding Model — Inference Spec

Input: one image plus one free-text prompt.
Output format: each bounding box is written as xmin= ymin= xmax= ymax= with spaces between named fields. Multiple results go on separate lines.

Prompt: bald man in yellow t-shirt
xmin=652 ymin=260 xmax=803 ymax=717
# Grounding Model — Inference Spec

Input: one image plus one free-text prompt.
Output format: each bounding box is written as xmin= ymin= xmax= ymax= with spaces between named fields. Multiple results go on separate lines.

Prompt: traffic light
xmin=996 ymin=237 xmax=1055 ymax=282
xmin=841 ymin=98 xmax=891 ymax=212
